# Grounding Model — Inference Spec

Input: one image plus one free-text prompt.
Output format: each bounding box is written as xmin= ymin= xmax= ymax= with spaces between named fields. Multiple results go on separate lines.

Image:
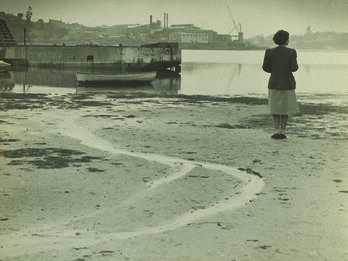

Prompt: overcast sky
xmin=1 ymin=0 xmax=347 ymax=37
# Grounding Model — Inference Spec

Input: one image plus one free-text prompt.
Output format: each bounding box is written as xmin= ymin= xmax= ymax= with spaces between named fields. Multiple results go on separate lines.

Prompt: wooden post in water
xmin=24 ymin=28 xmax=26 ymax=46
xmin=120 ymin=44 xmax=125 ymax=72
xmin=24 ymin=28 xmax=27 ymax=61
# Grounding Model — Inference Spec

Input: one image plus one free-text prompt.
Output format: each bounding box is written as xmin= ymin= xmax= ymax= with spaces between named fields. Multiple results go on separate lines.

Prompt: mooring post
xmin=24 ymin=28 xmax=28 ymax=62
xmin=119 ymin=44 xmax=124 ymax=72
xmin=24 ymin=28 xmax=26 ymax=46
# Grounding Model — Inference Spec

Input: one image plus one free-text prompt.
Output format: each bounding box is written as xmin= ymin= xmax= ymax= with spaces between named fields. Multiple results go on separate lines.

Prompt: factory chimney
xmin=163 ymin=12 xmax=166 ymax=28
xmin=150 ymin=15 xmax=153 ymax=25
xmin=163 ymin=12 xmax=170 ymax=28
xmin=166 ymin=13 xmax=169 ymax=28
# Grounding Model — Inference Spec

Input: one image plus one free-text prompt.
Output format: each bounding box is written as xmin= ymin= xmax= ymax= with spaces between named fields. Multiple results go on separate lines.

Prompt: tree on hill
xmin=25 ymin=6 xmax=32 ymax=22
xmin=305 ymin=26 xmax=312 ymax=36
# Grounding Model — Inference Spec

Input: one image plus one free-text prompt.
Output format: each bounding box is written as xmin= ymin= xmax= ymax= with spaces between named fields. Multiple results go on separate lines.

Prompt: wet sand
xmin=0 ymin=91 xmax=347 ymax=261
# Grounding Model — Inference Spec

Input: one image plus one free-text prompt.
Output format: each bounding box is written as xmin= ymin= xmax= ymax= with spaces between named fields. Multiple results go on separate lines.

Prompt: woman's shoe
xmin=271 ymin=133 xmax=287 ymax=139
xmin=271 ymin=133 xmax=281 ymax=139
xmin=279 ymin=133 xmax=287 ymax=139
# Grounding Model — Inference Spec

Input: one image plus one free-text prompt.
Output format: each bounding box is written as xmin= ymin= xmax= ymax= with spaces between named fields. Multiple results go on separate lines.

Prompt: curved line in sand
xmin=1 ymin=120 xmax=265 ymax=257
xmin=57 ymin=122 xmax=265 ymax=237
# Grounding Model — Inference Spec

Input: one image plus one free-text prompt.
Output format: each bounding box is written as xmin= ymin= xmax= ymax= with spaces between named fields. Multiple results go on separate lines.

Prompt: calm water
xmin=180 ymin=50 xmax=348 ymax=105
xmin=1 ymin=49 xmax=348 ymax=105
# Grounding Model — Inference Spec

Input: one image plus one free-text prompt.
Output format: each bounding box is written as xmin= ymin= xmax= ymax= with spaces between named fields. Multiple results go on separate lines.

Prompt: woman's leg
xmin=279 ymin=115 xmax=288 ymax=133
xmin=272 ymin=114 xmax=280 ymax=132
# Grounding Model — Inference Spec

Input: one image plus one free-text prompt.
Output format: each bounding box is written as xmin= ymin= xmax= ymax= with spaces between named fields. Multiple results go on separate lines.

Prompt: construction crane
xmin=227 ymin=5 xmax=243 ymax=43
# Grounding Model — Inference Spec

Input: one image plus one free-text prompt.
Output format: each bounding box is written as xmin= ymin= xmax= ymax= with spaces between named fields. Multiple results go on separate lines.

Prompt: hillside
xmin=1 ymin=12 xmax=348 ymax=50
xmin=1 ymin=12 xmax=143 ymax=46
xmin=248 ymin=30 xmax=348 ymax=50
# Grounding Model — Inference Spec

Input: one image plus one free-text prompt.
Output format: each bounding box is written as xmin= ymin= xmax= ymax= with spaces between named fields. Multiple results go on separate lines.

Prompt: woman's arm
xmin=262 ymin=49 xmax=272 ymax=73
xmin=289 ymin=49 xmax=299 ymax=72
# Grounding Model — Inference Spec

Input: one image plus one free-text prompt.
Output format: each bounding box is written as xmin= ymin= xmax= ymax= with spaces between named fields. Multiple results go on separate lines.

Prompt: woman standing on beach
xmin=262 ymin=30 xmax=299 ymax=139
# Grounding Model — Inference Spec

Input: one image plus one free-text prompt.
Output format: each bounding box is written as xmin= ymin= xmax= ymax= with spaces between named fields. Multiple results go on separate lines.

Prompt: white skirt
xmin=268 ymin=89 xmax=299 ymax=115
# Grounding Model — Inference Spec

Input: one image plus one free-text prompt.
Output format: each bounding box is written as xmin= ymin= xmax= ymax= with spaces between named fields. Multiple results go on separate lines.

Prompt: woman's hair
xmin=272 ymin=30 xmax=289 ymax=45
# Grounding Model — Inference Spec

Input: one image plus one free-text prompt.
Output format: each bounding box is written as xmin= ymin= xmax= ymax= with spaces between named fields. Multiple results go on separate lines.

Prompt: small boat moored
xmin=0 ymin=61 xmax=11 ymax=72
xmin=75 ymin=71 xmax=157 ymax=84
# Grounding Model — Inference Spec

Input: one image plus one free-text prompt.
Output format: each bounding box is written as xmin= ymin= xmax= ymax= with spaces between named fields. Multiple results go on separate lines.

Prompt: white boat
xmin=75 ymin=71 xmax=157 ymax=83
xmin=0 ymin=61 xmax=11 ymax=72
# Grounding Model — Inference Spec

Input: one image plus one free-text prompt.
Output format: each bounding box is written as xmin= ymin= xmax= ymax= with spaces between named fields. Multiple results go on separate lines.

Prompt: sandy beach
xmin=0 ymin=90 xmax=347 ymax=261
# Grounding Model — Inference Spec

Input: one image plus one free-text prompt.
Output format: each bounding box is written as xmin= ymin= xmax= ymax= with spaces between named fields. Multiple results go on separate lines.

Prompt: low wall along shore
xmin=0 ymin=43 xmax=181 ymax=71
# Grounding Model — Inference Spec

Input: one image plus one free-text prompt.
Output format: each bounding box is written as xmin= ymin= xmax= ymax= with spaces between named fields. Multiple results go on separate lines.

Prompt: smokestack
xmin=150 ymin=15 xmax=153 ymax=25
xmin=163 ymin=12 xmax=169 ymax=28
xmin=164 ymin=12 xmax=166 ymax=28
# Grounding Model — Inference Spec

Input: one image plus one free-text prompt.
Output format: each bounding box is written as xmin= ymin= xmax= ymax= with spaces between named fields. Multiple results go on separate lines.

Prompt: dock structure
xmin=0 ymin=17 xmax=181 ymax=72
xmin=0 ymin=19 xmax=17 ymax=46
xmin=0 ymin=42 xmax=181 ymax=72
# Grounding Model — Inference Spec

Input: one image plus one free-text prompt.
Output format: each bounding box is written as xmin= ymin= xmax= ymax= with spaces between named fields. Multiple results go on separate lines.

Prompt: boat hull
xmin=0 ymin=61 xmax=11 ymax=72
xmin=76 ymin=71 xmax=157 ymax=84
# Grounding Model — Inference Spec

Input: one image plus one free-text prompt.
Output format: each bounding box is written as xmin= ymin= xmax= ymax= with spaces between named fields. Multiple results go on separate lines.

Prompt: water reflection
xmin=226 ymin=64 xmax=242 ymax=87
xmin=3 ymin=68 xmax=181 ymax=96
xmin=11 ymin=68 xmax=76 ymax=88
xmin=77 ymin=71 xmax=181 ymax=95
xmin=181 ymin=63 xmax=252 ymax=96
xmin=76 ymin=85 xmax=153 ymax=95
xmin=2 ymin=50 xmax=347 ymax=104
xmin=153 ymin=71 xmax=181 ymax=95
xmin=0 ymin=72 xmax=15 ymax=92
xmin=180 ymin=59 xmax=348 ymax=104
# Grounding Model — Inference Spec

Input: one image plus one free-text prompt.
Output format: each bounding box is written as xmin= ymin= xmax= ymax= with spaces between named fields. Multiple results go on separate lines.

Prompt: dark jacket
xmin=262 ymin=46 xmax=298 ymax=90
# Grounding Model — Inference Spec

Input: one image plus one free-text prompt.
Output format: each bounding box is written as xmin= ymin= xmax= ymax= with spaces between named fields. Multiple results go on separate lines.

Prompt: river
xmin=180 ymin=49 xmax=348 ymax=105
xmin=1 ymin=49 xmax=348 ymax=105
